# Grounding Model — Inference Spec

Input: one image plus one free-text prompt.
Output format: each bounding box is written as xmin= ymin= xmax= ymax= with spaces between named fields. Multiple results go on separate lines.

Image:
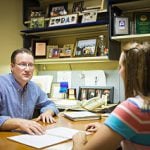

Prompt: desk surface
xmin=0 ymin=113 xmax=106 ymax=150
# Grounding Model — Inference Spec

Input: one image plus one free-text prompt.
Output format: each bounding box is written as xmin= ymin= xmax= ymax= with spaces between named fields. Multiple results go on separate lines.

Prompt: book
xmin=63 ymin=111 xmax=101 ymax=121
xmin=135 ymin=12 xmax=150 ymax=34
xmin=7 ymin=127 xmax=88 ymax=149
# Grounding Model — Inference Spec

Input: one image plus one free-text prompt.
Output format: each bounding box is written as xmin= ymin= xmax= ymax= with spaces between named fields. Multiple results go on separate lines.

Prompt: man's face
xmin=11 ymin=53 xmax=34 ymax=87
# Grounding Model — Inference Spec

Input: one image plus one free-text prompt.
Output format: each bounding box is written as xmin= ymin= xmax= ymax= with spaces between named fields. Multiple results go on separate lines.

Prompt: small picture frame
xmin=81 ymin=11 xmax=98 ymax=23
xmin=88 ymin=89 xmax=96 ymax=99
xmin=49 ymin=2 xmax=68 ymax=17
xmin=49 ymin=14 xmax=78 ymax=27
xmin=78 ymin=86 xmax=114 ymax=104
xmin=46 ymin=45 xmax=58 ymax=58
xmin=67 ymin=88 xmax=76 ymax=100
xmin=60 ymin=44 xmax=74 ymax=58
xmin=95 ymin=89 xmax=102 ymax=97
xmin=113 ymin=17 xmax=129 ymax=35
xmin=32 ymin=40 xmax=48 ymax=58
xmin=74 ymin=38 xmax=97 ymax=57
xmin=80 ymin=88 xmax=88 ymax=100
xmin=27 ymin=7 xmax=44 ymax=21
xmin=30 ymin=16 xmax=45 ymax=29
xmin=52 ymin=48 xmax=60 ymax=58
xmin=50 ymin=82 xmax=64 ymax=99
xmin=30 ymin=7 xmax=44 ymax=18
xmin=72 ymin=1 xmax=84 ymax=14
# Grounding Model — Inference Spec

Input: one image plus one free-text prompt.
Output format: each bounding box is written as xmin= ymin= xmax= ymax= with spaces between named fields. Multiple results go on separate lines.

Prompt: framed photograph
xmin=81 ymin=11 xmax=98 ymax=23
xmin=88 ymin=89 xmax=96 ymax=99
xmin=30 ymin=16 xmax=45 ymax=29
xmin=113 ymin=17 xmax=129 ymax=35
xmin=60 ymin=44 xmax=74 ymax=58
xmin=26 ymin=7 xmax=44 ymax=21
xmin=79 ymin=88 xmax=88 ymax=100
xmin=50 ymin=82 xmax=64 ymax=99
xmin=72 ymin=1 xmax=84 ymax=14
xmin=46 ymin=45 xmax=58 ymax=58
xmin=95 ymin=89 xmax=102 ymax=97
xmin=52 ymin=48 xmax=60 ymax=58
xmin=67 ymin=88 xmax=76 ymax=100
xmin=32 ymin=40 xmax=48 ymax=58
xmin=78 ymin=86 xmax=114 ymax=104
xmin=74 ymin=38 xmax=97 ymax=57
xmin=29 ymin=7 xmax=44 ymax=18
xmin=49 ymin=14 xmax=78 ymax=27
xmin=49 ymin=2 xmax=68 ymax=17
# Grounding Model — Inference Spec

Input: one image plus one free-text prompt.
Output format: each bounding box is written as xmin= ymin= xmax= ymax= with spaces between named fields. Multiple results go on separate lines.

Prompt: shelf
xmin=24 ymin=9 xmax=108 ymax=25
xmin=110 ymin=0 xmax=150 ymax=41
xmin=111 ymin=34 xmax=150 ymax=41
xmin=34 ymin=56 xmax=119 ymax=71
xmin=21 ymin=21 xmax=108 ymax=36
xmin=35 ymin=56 xmax=108 ymax=64
xmin=111 ymin=0 xmax=150 ymax=12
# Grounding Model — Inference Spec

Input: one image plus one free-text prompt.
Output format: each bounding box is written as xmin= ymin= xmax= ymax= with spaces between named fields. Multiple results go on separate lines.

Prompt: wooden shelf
xmin=35 ymin=56 xmax=108 ymax=64
xmin=21 ymin=23 xmax=108 ymax=37
xmin=112 ymin=0 xmax=150 ymax=12
xmin=34 ymin=56 xmax=119 ymax=71
xmin=24 ymin=9 xmax=108 ymax=25
xmin=110 ymin=0 xmax=150 ymax=41
xmin=111 ymin=34 xmax=150 ymax=41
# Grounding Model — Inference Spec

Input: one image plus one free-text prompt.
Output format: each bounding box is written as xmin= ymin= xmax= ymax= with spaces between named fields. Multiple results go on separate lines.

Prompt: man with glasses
xmin=0 ymin=48 xmax=59 ymax=135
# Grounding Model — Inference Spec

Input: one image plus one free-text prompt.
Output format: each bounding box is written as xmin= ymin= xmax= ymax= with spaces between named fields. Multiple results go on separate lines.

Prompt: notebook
xmin=7 ymin=127 xmax=88 ymax=149
xmin=63 ymin=111 xmax=101 ymax=121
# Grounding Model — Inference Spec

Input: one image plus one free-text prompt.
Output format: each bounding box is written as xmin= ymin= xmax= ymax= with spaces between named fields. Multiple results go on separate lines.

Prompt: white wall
xmin=39 ymin=70 xmax=125 ymax=103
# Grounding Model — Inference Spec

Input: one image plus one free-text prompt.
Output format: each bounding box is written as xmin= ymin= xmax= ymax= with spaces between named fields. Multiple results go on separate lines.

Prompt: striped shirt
xmin=104 ymin=96 xmax=150 ymax=149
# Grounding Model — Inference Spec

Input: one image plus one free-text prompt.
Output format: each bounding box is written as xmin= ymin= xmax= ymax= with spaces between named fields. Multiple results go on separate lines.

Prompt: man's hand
xmin=1 ymin=118 xmax=45 ymax=135
xmin=17 ymin=119 xmax=45 ymax=135
xmin=35 ymin=110 xmax=56 ymax=123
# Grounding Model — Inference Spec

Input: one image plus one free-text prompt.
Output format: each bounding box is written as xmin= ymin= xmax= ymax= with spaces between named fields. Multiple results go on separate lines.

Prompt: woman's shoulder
xmin=120 ymin=96 xmax=150 ymax=112
xmin=112 ymin=96 xmax=150 ymax=123
xmin=116 ymin=97 xmax=138 ymax=110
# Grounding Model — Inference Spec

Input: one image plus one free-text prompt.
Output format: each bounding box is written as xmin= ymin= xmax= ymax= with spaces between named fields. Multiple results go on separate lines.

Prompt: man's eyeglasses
xmin=15 ymin=63 xmax=34 ymax=69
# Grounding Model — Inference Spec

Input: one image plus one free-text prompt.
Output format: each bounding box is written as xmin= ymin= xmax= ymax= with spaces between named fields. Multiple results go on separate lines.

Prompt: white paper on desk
xmin=31 ymin=75 xmax=53 ymax=93
xmin=7 ymin=127 xmax=84 ymax=149
xmin=83 ymin=71 xmax=106 ymax=86
xmin=57 ymin=71 xmax=71 ymax=87
xmin=46 ymin=127 xmax=80 ymax=138
xmin=8 ymin=134 xmax=67 ymax=149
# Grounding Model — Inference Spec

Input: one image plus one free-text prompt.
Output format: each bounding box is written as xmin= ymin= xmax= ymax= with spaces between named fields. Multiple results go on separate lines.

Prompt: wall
xmin=0 ymin=0 xmax=125 ymax=102
xmin=39 ymin=70 xmax=125 ymax=103
xmin=0 ymin=0 xmax=24 ymax=74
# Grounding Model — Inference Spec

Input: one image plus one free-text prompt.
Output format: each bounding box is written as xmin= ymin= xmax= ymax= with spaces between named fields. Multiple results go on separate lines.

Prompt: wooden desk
xmin=0 ymin=114 xmax=106 ymax=150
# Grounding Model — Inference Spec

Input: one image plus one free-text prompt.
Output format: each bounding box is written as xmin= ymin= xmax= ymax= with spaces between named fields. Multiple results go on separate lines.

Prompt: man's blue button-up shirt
xmin=0 ymin=73 xmax=59 ymax=126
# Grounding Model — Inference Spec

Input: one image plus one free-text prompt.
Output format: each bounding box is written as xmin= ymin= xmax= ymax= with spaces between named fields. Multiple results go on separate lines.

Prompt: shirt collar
xmin=9 ymin=73 xmax=27 ymax=92
xmin=128 ymin=96 xmax=150 ymax=112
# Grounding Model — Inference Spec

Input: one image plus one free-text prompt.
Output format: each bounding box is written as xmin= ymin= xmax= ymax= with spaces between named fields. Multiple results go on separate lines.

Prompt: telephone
xmin=81 ymin=96 xmax=107 ymax=111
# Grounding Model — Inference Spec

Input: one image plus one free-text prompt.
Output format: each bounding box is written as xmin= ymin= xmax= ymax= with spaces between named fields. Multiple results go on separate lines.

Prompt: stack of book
xmin=63 ymin=111 xmax=101 ymax=121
